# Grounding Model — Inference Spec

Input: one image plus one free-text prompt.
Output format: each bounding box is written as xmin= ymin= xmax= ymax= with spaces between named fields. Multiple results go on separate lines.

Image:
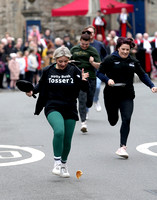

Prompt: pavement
xmin=0 ymin=81 xmax=157 ymax=200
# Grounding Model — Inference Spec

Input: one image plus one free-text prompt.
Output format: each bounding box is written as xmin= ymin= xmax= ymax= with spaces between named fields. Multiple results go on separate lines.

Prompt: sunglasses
xmin=82 ymin=30 xmax=91 ymax=35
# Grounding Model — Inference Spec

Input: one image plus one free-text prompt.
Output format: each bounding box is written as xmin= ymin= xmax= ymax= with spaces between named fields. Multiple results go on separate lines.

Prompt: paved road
xmin=0 ymin=81 xmax=157 ymax=200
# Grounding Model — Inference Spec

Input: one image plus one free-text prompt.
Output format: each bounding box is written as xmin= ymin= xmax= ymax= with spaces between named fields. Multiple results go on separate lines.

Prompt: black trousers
xmin=25 ymin=71 xmax=34 ymax=83
xmin=104 ymin=97 xmax=134 ymax=146
xmin=78 ymin=78 xmax=96 ymax=122
xmin=0 ymin=73 xmax=4 ymax=88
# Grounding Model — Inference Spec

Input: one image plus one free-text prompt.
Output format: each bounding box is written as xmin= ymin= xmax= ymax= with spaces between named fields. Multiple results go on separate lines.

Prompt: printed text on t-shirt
xmin=48 ymin=75 xmax=74 ymax=84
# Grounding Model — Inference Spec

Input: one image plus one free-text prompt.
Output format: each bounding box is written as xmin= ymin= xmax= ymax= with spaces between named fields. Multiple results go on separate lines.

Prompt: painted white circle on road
xmin=0 ymin=145 xmax=45 ymax=166
xmin=136 ymin=142 xmax=157 ymax=157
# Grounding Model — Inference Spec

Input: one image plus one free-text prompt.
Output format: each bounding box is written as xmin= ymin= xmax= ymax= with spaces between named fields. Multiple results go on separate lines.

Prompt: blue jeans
xmin=93 ymin=77 xmax=101 ymax=103
xmin=78 ymin=78 xmax=96 ymax=122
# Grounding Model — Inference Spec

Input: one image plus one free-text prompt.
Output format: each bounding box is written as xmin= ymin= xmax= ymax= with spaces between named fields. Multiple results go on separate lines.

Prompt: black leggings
xmin=104 ymin=98 xmax=134 ymax=146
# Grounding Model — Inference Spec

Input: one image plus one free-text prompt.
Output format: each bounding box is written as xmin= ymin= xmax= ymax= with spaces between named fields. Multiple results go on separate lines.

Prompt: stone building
xmin=0 ymin=0 xmax=87 ymax=43
xmin=0 ymin=0 xmax=157 ymax=42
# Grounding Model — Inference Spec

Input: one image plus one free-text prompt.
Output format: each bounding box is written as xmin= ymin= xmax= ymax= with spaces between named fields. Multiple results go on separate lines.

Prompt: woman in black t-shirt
xmin=26 ymin=46 xmax=89 ymax=178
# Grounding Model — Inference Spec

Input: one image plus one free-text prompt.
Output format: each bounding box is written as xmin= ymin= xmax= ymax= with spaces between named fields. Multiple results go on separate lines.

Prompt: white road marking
xmin=0 ymin=151 xmax=22 ymax=159
xmin=0 ymin=145 xmax=45 ymax=166
xmin=136 ymin=142 xmax=157 ymax=157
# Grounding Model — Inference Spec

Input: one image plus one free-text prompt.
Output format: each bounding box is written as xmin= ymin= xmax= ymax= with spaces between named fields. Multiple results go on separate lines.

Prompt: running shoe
xmin=86 ymin=112 xmax=89 ymax=120
xmin=52 ymin=163 xmax=61 ymax=175
xmin=80 ymin=121 xmax=88 ymax=133
xmin=116 ymin=146 xmax=129 ymax=159
xmin=94 ymin=101 xmax=102 ymax=112
xmin=60 ymin=164 xmax=70 ymax=178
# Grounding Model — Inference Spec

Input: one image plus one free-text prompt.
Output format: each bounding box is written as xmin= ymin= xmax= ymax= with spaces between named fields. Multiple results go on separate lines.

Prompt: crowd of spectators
xmin=0 ymin=25 xmax=157 ymax=90
xmin=94 ymin=30 xmax=157 ymax=79
xmin=0 ymin=27 xmax=74 ymax=89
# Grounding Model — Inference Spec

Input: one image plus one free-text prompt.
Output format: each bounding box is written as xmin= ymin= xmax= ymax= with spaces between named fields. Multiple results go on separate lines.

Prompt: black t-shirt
xmin=44 ymin=64 xmax=83 ymax=120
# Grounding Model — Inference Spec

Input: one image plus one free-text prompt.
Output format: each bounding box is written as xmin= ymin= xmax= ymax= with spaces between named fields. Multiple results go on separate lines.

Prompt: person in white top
xmin=137 ymin=33 xmax=152 ymax=77
xmin=92 ymin=10 xmax=107 ymax=42
xmin=117 ymin=8 xmax=132 ymax=37
xmin=16 ymin=51 xmax=26 ymax=80
xmin=135 ymin=33 xmax=143 ymax=45
xmin=26 ymin=48 xmax=38 ymax=83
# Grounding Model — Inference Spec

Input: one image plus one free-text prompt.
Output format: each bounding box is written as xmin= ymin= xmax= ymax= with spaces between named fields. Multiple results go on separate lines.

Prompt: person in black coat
xmin=151 ymin=31 xmax=157 ymax=70
xmin=0 ymin=44 xmax=6 ymax=88
xmin=63 ymin=34 xmax=73 ymax=50
xmin=94 ymin=37 xmax=157 ymax=158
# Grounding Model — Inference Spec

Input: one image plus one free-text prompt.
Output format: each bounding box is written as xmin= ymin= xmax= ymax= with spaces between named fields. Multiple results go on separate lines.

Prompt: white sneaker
xmin=95 ymin=101 xmax=102 ymax=112
xmin=86 ymin=112 xmax=89 ymax=120
xmin=116 ymin=146 xmax=129 ymax=159
xmin=81 ymin=121 xmax=88 ymax=133
xmin=52 ymin=162 xmax=61 ymax=175
xmin=60 ymin=164 xmax=70 ymax=178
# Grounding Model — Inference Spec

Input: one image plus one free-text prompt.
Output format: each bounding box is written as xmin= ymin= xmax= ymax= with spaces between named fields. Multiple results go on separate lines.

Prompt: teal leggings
xmin=47 ymin=111 xmax=76 ymax=162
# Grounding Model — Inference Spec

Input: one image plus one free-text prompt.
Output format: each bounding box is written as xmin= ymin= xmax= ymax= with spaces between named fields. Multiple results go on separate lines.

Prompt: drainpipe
xmin=145 ymin=0 xmax=148 ymax=33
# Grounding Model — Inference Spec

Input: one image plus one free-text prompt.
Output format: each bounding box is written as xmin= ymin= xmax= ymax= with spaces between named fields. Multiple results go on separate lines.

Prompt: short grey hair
xmin=53 ymin=46 xmax=72 ymax=59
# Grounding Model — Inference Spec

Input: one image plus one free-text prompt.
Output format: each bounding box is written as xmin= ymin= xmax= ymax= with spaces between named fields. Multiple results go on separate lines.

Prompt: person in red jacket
xmin=92 ymin=10 xmax=107 ymax=41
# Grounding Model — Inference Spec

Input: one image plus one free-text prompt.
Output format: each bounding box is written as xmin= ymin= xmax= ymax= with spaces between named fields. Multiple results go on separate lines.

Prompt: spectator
xmin=110 ymin=30 xmax=119 ymax=44
xmin=92 ymin=10 xmax=107 ymax=41
xmin=33 ymin=45 xmax=42 ymax=85
xmin=0 ymin=44 xmax=6 ymax=89
xmin=134 ymin=33 xmax=143 ymax=47
xmin=1 ymin=38 xmax=8 ymax=47
xmin=8 ymin=53 xmax=20 ymax=89
xmin=40 ymin=32 xmax=47 ymax=49
xmin=96 ymin=34 xmax=103 ymax=42
xmin=26 ymin=48 xmax=38 ymax=83
xmin=4 ymin=37 xmax=15 ymax=56
xmin=44 ymin=29 xmax=54 ymax=44
xmin=23 ymin=50 xmax=29 ymax=75
xmin=151 ymin=31 xmax=157 ymax=70
xmin=29 ymin=26 xmax=41 ymax=45
xmin=117 ymin=8 xmax=132 ymax=37
xmin=106 ymin=39 xmax=116 ymax=55
xmin=63 ymin=34 xmax=73 ymax=49
xmin=54 ymin=37 xmax=64 ymax=49
xmin=16 ymin=51 xmax=25 ymax=80
xmin=138 ymin=33 xmax=152 ymax=77
xmin=42 ymin=41 xmax=55 ymax=58
xmin=13 ymin=39 xmax=24 ymax=53
xmin=41 ymin=50 xmax=54 ymax=69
